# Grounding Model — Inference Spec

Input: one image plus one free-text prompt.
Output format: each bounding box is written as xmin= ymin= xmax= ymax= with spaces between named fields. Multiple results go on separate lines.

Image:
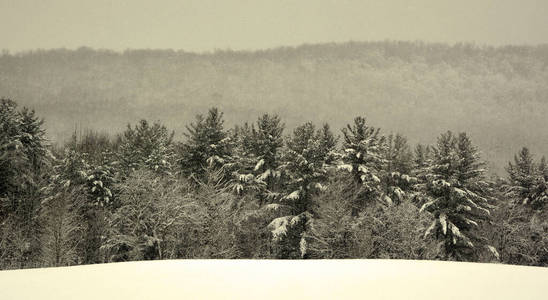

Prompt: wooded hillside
xmin=1 ymin=41 xmax=547 ymax=174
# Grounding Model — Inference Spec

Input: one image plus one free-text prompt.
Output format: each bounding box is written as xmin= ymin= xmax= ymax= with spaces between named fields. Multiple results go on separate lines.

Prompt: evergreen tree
xmin=419 ymin=131 xmax=497 ymax=261
xmin=339 ymin=116 xmax=385 ymax=215
xmin=0 ymin=99 xmax=51 ymax=267
xmin=0 ymin=99 xmax=29 ymax=217
xmin=539 ymin=156 xmax=548 ymax=181
xmin=281 ymin=122 xmax=335 ymax=214
xmin=227 ymin=114 xmax=285 ymax=197
xmin=250 ymin=114 xmax=285 ymax=191
xmin=506 ymin=147 xmax=547 ymax=209
xmin=536 ymin=157 xmax=548 ymax=209
xmin=118 ymin=119 xmax=175 ymax=176
xmin=414 ymin=144 xmax=431 ymax=170
xmin=43 ymin=131 xmax=121 ymax=264
xmin=381 ymin=133 xmax=416 ymax=205
xmin=267 ymin=122 xmax=336 ymax=258
xmin=225 ymin=123 xmax=259 ymax=195
xmin=316 ymin=123 xmax=338 ymax=165
xmin=178 ymin=108 xmax=231 ymax=182
xmin=0 ymin=99 xmax=50 ymax=217
xmin=19 ymin=107 xmax=49 ymax=174
xmin=413 ymin=143 xmax=432 ymax=189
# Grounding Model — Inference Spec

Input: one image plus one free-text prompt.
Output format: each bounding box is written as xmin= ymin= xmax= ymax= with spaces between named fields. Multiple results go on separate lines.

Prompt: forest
xmin=1 ymin=41 xmax=548 ymax=175
xmin=1 ymin=98 xmax=546 ymax=269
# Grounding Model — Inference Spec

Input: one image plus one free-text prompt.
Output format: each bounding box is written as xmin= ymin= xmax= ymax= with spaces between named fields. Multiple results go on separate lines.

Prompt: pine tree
xmin=506 ymin=148 xmax=547 ymax=209
xmin=419 ymin=131 xmax=497 ymax=261
xmin=265 ymin=122 xmax=337 ymax=258
xmin=225 ymin=123 xmax=259 ymax=195
xmin=19 ymin=107 xmax=49 ymax=174
xmin=117 ymin=119 xmax=175 ymax=176
xmin=536 ymin=157 xmax=548 ymax=209
xmin=506 ymin=148 xmax=535 ymax=200
xmin=227 ymin=114 xmax=285 ymax=197
xmin=250 ymin=114 xmax=285 ymax=190
xmin=178 ymin=107 xmax=231 ymax=182
xmin=539 ymin=156 xmax=548 ymax=181
xmin=282 ymin=122 xmax=334 ymax=214
xmin=413 ymin=144 xmax=432 ymax=183
xmin=0 ymin=99 xmax=28 ymax=217
xmin=44 ymin=132 xmax=120 ymax=264
xmin=381 ymin=133 xmax=416 ymax=205
xmin=317 ymin=123 xmax=338 ymax=165
xmin=339 ymin=116 xmax=385 ymax=215
xmin=0 ymin=99 xmax=52 ymax=267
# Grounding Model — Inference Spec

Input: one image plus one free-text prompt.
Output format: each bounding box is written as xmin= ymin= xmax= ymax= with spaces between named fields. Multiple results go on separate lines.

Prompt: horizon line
xmin=3 ymin=39 xmax=548 ymax=56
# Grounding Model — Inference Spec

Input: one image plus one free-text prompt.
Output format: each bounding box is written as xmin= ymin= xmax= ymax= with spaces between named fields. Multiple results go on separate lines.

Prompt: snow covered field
xmin=0 ymin=260 xmax=546 ymax=300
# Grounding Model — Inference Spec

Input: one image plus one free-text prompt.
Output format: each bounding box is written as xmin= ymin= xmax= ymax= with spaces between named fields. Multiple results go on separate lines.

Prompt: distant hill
xmin=1 ymin=41 xmax=547 ymax=174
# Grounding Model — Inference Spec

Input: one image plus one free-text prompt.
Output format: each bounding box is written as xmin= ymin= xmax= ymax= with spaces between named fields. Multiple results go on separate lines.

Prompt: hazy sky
xmin=2 ymin=0 xmax=548 ymax=52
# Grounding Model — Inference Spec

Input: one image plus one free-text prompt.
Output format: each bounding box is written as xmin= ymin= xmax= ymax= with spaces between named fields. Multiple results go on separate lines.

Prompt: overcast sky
xmin=2 ymin=0 xmax=548 ymax=53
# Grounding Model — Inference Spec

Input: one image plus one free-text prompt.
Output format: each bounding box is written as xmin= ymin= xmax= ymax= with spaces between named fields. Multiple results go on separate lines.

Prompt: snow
xmin=0 ymin=260 xmax=546 ymax=300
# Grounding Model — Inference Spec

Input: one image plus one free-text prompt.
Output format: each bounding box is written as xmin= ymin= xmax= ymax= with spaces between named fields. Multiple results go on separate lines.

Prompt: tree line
xmin=0 ymin=98 xmax=546 ymax=269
